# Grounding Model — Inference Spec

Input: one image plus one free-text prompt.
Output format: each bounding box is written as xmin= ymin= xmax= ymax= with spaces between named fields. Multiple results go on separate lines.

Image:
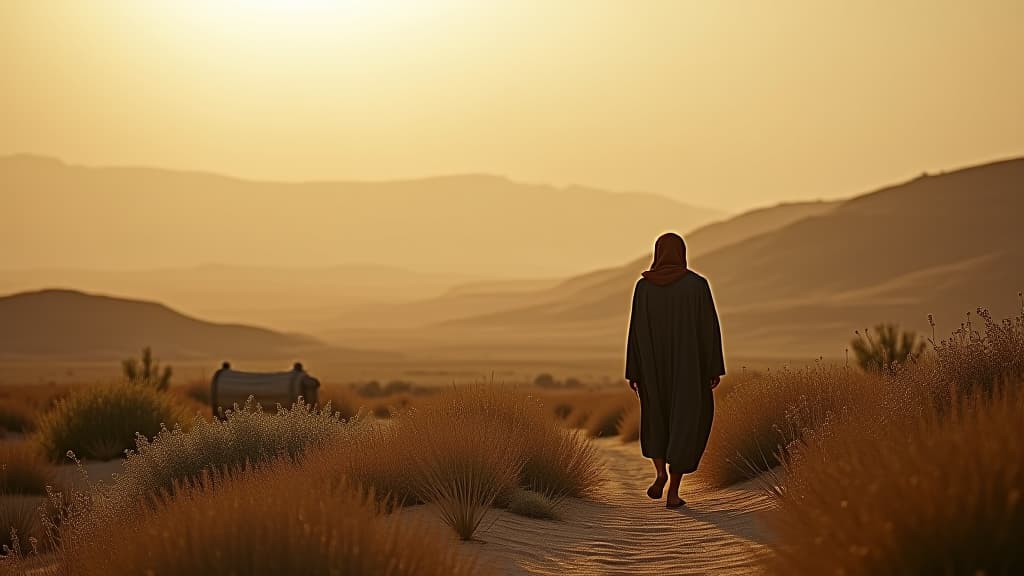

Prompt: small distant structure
xmin=210 ymin=361 xmax=320 ymax=418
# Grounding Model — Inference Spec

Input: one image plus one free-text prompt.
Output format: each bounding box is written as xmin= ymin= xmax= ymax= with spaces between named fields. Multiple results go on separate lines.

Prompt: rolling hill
xmin=1 ymin=155 xmax=725 ymax=278
xmin=320 ymin=199 xmax=839 ymax=336
xmin=347 ymin=159 xmax=1023 ymax=359
xmin=0 ymin=289 xmax=337 ymax=361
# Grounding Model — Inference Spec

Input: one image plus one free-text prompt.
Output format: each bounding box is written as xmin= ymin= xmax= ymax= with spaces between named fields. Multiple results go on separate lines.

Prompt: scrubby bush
xmin=851 ymin=323 xmax=926 ymax=373
xmin=403 ymin=389 xmax=524 ymax=537
xmin=340 ymin=386 xmax=603 ymax=539
xmin=36 ymin=383 xmax=189 ymax=462
xmin=59 ymin=457 xmax=486 ymax=576
xmin=769 ymin=389 xmax=1024 ymax=575
xmin=0 ymin=442 xmax=52 ymax=496
xmin=533 ymin=373 xmax=557 ymax=388
xmin=98 ymin=398 xmax=354 ymax=512
xmin=122 ymin=346 xmax=172 ymax=391
xmin=519 ymin=423 xmax=602 ymax=499
xmin=931 ymin=304 xmax=1024 ymax=396
xmin=697 ymin=365 xmax=871 ymax=488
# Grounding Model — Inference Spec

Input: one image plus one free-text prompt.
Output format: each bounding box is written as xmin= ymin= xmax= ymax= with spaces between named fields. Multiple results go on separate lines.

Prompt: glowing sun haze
xmin=2 ymin=0 xmax=1023 ymax=211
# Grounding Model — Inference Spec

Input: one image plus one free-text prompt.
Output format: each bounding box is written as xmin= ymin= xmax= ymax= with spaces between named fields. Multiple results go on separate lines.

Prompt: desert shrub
xmin=36 ymin=383 xmax=189 ymax=462
xmin=533 ymin=373 xmax=557 ymax=388
xmin=931 ymin=303 xmax=1024 ymax=396
xmin=617 ymin=404 xmax=640 ymax=443
xmin=0 ymin=497 xmax=42 ymax=556
xmin=519 ymin=423 xmax=602 ymax=499
xmin=97 ymin=398 xmax=353 ymax=513
xmin=508 ymin=489 xmax=560 ymax=520
xmin=59 ymin=457 xmax=486 ymax=576
xmin=563 ymin=377 xmax=584 ymax=389
xmin=386 ymin=386 xmax=531 ymax=539
xmin=0 ymin=442 xmax=52 ymax=496
xmin=340 ymin=386 xmax=602 ymax=539
xmin=697 ymin=365 xmax=871 ymax=488
xmin=851 ymin=323 xmax=926 ymax=373
xmin=768 ymin=388 xmax=1024 ymax=575
xmin=121 ymin=346 xmax=172 ymax=391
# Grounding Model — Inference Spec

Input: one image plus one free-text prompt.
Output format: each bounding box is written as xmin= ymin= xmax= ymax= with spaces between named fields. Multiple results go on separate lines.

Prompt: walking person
xmin=625 ymin=232 xmax=725 ymax=508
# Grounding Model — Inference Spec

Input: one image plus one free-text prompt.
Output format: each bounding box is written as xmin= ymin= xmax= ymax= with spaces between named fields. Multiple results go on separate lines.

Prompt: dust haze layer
xmin=0 ymin=155 xmax=725 ymax=277
xmin=349 ymin=159 xmax=1024 ymax=360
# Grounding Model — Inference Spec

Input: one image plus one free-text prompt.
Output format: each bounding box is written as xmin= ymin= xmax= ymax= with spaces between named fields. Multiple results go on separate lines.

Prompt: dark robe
xmin=625 ymin=271 xmax=725 ymax=474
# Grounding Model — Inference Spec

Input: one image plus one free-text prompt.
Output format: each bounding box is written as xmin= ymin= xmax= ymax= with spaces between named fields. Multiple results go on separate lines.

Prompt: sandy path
xmin=445 ymin=438 xmax=775 ymax=575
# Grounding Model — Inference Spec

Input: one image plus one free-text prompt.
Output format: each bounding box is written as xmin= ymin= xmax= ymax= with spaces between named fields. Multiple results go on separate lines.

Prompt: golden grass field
xmin=1 ymin=301 xmax=1022 ymax=575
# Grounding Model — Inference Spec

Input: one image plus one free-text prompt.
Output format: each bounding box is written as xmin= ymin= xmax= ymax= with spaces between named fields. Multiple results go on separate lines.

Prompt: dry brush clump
xmin=768 ymin=388 xmax=1024 ymax=575
xmin=36 ymin=382 xmax=190 ymax=462
xmin=95 ymin=397 xmax=354 ymax=515
xmin=508 ymin=489 xmax=561 ymax=520
xmin=697 ymin=364 xmax=873 ymax=488
xmin=339 ymin=385 xmax=603 ymax=539
xmin=764 ymin=300 xmax=1024 ymax=574
xmin=58 ymin=456 xmax=486 ymax=576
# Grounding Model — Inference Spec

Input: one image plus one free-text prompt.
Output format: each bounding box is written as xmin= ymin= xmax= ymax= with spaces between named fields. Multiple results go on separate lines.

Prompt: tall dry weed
xmin=697 ymin=364 xmax=872 ymax=488
xmin=769 ymin=388 xmax=1024 ymax=575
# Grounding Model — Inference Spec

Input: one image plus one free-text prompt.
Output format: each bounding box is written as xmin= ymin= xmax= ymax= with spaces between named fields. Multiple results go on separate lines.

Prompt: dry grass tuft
xmin=697 ymin=364 xmax=871 ymax=488
xmin=339 ymin=385 xmax=603 ymax=539
xmin=0 ymin=442 xmax=53 ymax=496
xmin=401 ymin=387 xmax=525 ymax=539
xmin=59 ymin=455 xmax=487 ymax=576
xmin=508 ymin=489 xmax=561 ymax=520
xmin=765 ymin=301 xmax=1024 ymax=574
xmin=36 ymin=383 xmax=190 ymax=462
xmin=769 ymin=388 xmax=1024 ymax=575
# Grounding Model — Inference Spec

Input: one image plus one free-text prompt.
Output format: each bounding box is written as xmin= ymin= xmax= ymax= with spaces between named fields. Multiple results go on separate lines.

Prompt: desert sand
xmin=408 ymin=438 xmax=774 ymax=575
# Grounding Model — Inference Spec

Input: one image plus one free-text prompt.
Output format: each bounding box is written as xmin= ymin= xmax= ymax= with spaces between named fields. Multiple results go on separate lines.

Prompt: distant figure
xmin=626 ymin=232 xmax=725 ymax=508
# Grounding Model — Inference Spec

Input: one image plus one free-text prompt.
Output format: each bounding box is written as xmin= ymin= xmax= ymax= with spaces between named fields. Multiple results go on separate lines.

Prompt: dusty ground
xmin=17 ymin=438 xmax=774 ymax=576
xmin=411 ymin=437 xmax=775 ymax=575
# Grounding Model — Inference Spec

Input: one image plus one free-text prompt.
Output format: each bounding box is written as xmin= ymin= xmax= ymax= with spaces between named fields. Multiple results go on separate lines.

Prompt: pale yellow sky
xmin=2 ymin=0 xmax=1022 ymax=211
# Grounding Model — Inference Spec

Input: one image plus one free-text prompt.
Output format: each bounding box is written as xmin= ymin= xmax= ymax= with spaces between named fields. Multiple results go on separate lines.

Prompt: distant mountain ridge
xmin=0 ymin=289 xmax=336 ymax=361
xmin=1 ymin=155 xmax=726 ymax=277
xmin=360 ymin=158 xmax=1024 ymax=359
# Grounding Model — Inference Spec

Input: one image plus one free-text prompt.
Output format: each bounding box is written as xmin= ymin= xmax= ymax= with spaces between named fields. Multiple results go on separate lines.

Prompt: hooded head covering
xmin=642 ymin=232 xmax=689 ymax=286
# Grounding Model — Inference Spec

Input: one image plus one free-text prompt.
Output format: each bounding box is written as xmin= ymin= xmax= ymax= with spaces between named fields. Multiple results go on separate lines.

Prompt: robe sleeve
xmin=625 ymin=282 xmax=643 ymax=382
xmin=700 ymin=280 xmax=726 ymax=380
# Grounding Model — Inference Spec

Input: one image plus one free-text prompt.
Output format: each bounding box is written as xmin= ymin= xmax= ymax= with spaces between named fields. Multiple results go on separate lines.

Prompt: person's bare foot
xmin=666 ymin=494 xmax=686 ymax=509
xmin=647 ymin=475 xmax=668 ymax=499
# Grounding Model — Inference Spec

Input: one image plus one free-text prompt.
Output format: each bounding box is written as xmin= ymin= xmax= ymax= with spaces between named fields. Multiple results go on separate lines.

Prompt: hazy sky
xmin=2 ymin=0 xmax=1022 ymax=212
